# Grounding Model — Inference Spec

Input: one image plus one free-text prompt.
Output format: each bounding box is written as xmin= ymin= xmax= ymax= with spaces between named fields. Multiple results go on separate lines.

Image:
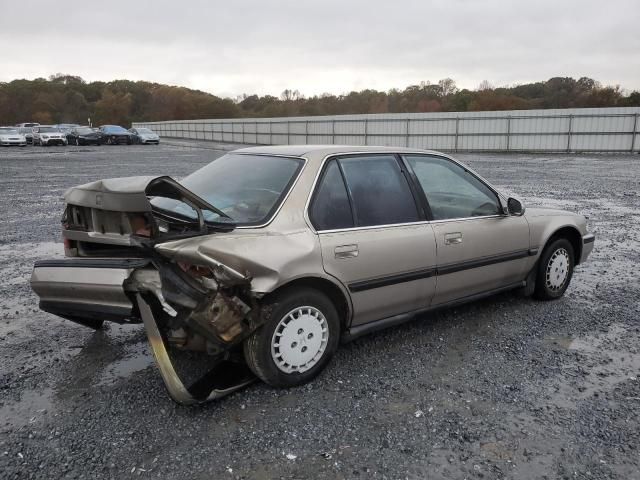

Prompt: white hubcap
xmin=546 ymin=248 xmax=570 ymax=291
xmin=271 ymin=306 xmax=329 ymax=374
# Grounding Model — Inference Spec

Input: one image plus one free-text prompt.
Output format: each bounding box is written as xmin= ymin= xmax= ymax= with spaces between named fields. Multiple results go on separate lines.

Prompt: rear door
xmin=309 ymin=154 xmax=437 ymax=327
xmin=401 ymin=154 xmax=531 ymax=305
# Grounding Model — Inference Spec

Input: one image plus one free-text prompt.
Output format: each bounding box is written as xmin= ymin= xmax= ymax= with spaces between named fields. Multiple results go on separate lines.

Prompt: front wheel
xmin=244 ymin=287 xmax=340 ymax=388
xmin=534 ymin=238 xmax=574 ymax=300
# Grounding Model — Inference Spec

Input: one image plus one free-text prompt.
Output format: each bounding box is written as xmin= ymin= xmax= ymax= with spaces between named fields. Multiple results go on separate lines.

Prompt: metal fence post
xmin=406 ymin=118 xmax=410 ymax=147
xmin=332 ymin=119 xmax=336 ymax=144
xmin=305 ymin=121 xmax=309 ymax=144
xmin=364 ymin=118 xmax=369 ymax=145
xmin=506 ymin=115 xmax=511 ymax=151
xmin=454 ymin=117 xmax=460 ymax=152
xmin=241 ymin=122 xmax=245 ymax=144
xmin=567 ymin=115 xmax=573 ymax=152
xmin=287 ymin=121 xmax=290 ymax=145
xmin=631 ymin=113 xmax=638 ymax=153
xmin=269 ymin=122 xmax=273 ymax=145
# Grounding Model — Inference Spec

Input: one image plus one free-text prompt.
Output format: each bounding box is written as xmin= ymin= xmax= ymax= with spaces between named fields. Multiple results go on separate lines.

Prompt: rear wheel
xmin=534 ymin=238 xmax=574 ymax=300
xmin=244 ymin=287 xmax=340 ymax=388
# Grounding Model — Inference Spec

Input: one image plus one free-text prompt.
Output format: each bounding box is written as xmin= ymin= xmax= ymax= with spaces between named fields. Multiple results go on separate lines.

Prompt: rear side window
xmin=339 ymin=155 xmax=420 ymax=227
xmin=309 ymin=160 xmax=354 ymax=230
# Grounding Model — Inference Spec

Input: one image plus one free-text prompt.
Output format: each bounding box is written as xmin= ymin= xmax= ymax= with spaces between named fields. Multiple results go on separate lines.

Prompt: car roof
xmin=234 ymin=144 xmax=447 ymax=158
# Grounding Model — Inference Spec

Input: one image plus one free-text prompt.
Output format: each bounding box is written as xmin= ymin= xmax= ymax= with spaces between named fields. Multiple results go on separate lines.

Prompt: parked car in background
xmin=0 ymin=127 xmax=27 ymax=146
xmin=30 ymin=145 xmax=595 ymax=404
xmin=32 ymin=126 xmax=68 ymax=146
xmin=56 ymin=124 xmax=81 ymax=136
xmin=99 ymin=125 xmax=132 ymax=145
xmin=67 ymin=126 xmax=102 ymax=146
xmin=128 ymin=127 xmax=160 ymax=145
xmin=17 ymin=127 xmax=34 ymax=144
xmin=15 ymin=122 xmax=40 ymax=128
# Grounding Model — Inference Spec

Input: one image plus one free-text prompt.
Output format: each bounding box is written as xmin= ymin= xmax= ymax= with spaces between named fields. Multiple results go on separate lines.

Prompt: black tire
xmin=244 ymin=287 xmax=340 ymax=388
xmin=534 ymin=238 xmax=574 ymax=300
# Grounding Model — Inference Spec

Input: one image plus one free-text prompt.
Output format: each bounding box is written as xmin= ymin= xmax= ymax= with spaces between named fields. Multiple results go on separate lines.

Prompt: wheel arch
xmin=542 ymin=226 xmax=583 ymax=265
xmin=260 ymin=275 xmax=352 ymax=331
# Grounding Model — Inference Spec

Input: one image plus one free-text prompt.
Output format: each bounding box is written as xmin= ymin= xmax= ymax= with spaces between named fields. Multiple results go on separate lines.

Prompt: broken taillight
xmin=129 ymin=214 xmax=151 ymax=237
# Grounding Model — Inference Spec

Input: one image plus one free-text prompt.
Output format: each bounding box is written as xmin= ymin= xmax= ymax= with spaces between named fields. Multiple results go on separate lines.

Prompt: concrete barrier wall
xmin=133 ymin=106 xmax=640 ymax=153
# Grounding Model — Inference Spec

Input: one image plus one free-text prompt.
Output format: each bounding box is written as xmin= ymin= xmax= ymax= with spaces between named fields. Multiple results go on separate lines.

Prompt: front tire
xmin=244 ymin=287 xmax=340 ymax=388
xmin=534 ymin=238 xmax=574 ymax=300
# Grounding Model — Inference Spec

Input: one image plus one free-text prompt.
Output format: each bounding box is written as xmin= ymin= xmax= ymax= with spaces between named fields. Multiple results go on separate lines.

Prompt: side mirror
xmin=507 ymin=197 xmax=525 ymax=216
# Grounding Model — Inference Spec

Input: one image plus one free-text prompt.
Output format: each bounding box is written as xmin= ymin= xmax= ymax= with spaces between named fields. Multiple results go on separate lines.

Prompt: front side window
xmin=339 ymin=155 xmax=420 ymax=227
xmin=152 ymin=153 xmax=304 ymax=226
xmin=404 ymin=155 xmax=500 ymax=220
xmin=309 ymin=160 xmax=354 ymax=230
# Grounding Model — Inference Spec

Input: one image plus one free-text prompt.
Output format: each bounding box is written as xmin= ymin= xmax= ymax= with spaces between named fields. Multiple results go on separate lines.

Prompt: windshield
xmin=0 ymin=129 xmax=19 ymax=135
xmin=151 ymin=153 xmax=304 ymax=225
xmin=102 ymin=126 xmax=128 ymax=133
xmin=137 ymin=128 xmax=154 ymax=134
xmin=76 ymin=127 xmax=94 ymax=134
xmin=39 ymin=127 xmax=61 ymax=133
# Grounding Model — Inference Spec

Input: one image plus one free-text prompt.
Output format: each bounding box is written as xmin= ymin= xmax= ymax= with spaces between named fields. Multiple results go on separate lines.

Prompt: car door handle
xmin=444 ymin=232 xmax=463 ymax=245
xmin=335 ymin=244 xmax=359 ymax=259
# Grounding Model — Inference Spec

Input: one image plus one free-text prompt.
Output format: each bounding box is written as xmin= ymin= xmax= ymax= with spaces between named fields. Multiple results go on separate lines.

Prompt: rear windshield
xmin=103 ymin=126 xmax=128 ymax=133
xmin=151 ymin=153 xmax=304 ymax=226
xmin=0 ymin=129 xmax=19 ymax=134
xmin=39 ymin=127 xmax=61 ymax=133
xmin=76 ymin=127 xmax=94 ymax=134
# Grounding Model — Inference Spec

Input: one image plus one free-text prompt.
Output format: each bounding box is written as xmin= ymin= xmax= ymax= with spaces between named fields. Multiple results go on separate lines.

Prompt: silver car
xmin=32 ymin=125 xmax=68 ymax=146
xmin=31 ymin=146 xmax=594 ymax=404
xmin=0 ymin=127 xmax=27 ymax=146
xmin=129 ymin=127 xmax=160 ymax=145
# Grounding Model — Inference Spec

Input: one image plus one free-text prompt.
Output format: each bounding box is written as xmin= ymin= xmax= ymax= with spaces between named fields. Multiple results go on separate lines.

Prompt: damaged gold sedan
xmin=31 ymin=146 xmax=595 ymax=404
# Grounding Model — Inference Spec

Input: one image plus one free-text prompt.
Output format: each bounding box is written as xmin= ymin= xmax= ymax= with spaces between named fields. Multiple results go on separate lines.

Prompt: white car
xmin=33 ymin=126 xmax=68 ymax=146
xmin=129 ymin=127 xmax=160 ymax=145
xmin=0 ymin=127 xmax=27 ymax=146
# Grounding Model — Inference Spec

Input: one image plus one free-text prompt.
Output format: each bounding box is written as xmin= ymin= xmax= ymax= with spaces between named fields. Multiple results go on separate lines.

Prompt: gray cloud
xmin=2 ymin=0 xmax=639 ymax=97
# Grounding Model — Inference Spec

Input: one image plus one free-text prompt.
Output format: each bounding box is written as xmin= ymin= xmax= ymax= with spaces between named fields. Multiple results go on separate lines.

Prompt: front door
xmin=401 ymin=154 xmax=531 ymax=305
xmin=308 ymin=154 xmax=437 ymax=326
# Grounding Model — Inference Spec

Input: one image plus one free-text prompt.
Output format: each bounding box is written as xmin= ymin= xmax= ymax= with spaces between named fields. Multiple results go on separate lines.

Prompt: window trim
xmin=400 ymin=153 xmax=505 ymax=222
xmin=308 ymin=153 xmax=426 ymax=231
xmin=304 ymin=151 xmax=508 ymax=234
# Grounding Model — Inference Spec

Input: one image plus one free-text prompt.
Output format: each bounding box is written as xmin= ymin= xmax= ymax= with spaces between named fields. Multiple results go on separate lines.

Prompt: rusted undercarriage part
xmin=128 ymin=262 xmax=262 ymax=404
xmin=137 ymin=294 xmax=255 ymax=404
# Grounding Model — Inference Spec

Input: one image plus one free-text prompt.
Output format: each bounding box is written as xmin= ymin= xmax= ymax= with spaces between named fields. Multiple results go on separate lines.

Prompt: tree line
xmin=0 ymin=74 xmax=638 ymax=127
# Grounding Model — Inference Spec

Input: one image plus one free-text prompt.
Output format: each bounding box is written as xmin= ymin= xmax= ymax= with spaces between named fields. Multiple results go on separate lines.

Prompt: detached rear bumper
xmin=581 ymin=233 xmax=595 ymax=263
xmin=31 ymin=258 xmax=149 ymax=326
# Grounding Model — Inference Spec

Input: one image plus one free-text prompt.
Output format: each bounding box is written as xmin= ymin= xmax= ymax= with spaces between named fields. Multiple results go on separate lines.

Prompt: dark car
xmin=99 ymin=125 xmax=133 ymax=145
xmin=67 ymin=126 xmax=102 ymax=146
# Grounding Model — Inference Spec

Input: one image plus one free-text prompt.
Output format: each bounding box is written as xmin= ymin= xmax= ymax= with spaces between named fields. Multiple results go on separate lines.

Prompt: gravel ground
xmin=0 ymin=142 xmax=638 ymax=479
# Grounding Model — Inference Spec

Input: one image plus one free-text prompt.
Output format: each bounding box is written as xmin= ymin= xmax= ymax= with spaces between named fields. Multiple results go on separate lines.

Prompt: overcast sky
xmin=2 ymin=0 xmax=639 ymax=97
